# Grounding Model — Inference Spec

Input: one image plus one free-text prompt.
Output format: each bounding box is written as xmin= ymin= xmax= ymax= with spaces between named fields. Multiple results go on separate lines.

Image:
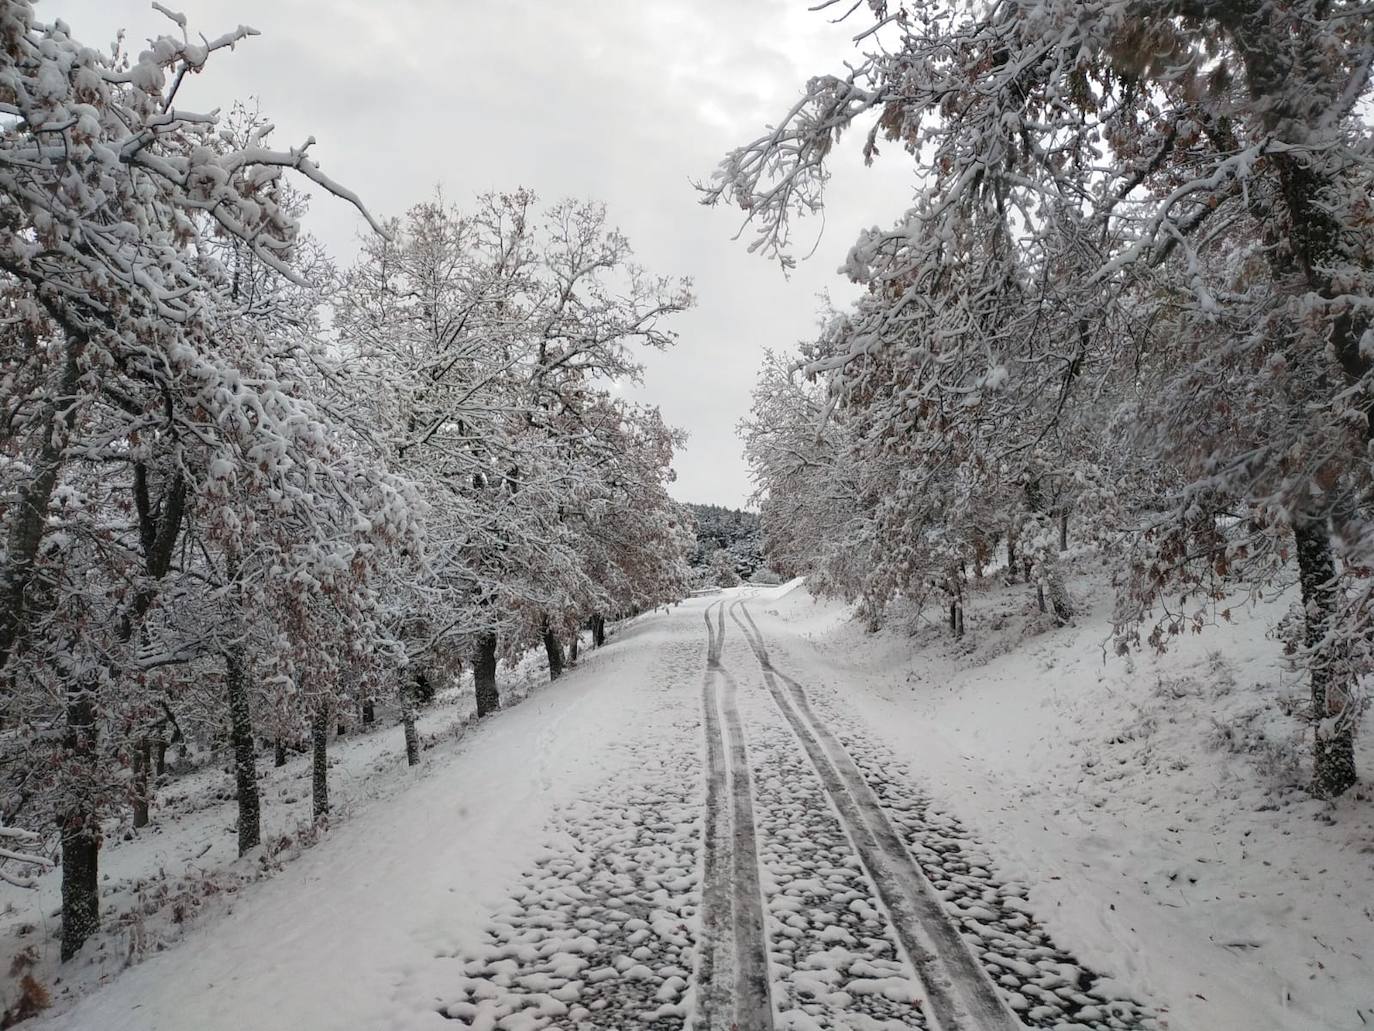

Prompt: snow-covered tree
xmin=740 ymin=350 xmax=875 ymax=608
xmin=714 ymin=0 xmax=1373 ymax=795
xmin=0 ymin=1 xmax=392 ymax=958
xmin=336 ymin=191 xmax=692 ymax=710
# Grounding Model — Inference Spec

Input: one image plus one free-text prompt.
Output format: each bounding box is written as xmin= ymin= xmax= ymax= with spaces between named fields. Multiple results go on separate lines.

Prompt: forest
xmin=685 ymin=503 xmax=763 ymax=585
xmin=1 ymin=0 xmax=1372 ymax=1027
xmin=730 ymin=0 xmax=1373 ymax=802
xmin=0 ymin=4 xmax=694 ymax=966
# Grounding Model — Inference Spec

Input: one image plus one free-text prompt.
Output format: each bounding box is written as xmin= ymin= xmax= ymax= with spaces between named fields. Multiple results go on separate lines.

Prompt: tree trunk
xmin=59 ymin=825 xmax=98 ymax=963
xmin=543 ymin=620 xmax=565 ymax=681
xmin=1294 ymin=518 xmax=1358 ymax=798
xmin=1059 ymin=510 xmax=1069 ymax=553
xmin=474 ymin=633 xmax=500 ymax=717
xmin=1048 ymin=577 xmax=1072 ymax=624
xmin=0 ymin=336 xmax=81 ymax=674
xmin=59 ymin=680 xmax=99 ymax=962
xmin=412 ymin=670 xmax=435 ymax=704
xmin=1228 ymin=20 xmax=1365 ymax=797
xmin=226 ymin=646 xmax=261 ymax=855
xmin=401 ymin=678 xmax=420 ymax=767
xmin=362 ymin=699 xmax=375 ymax=726
xmin=1007 ymin=527 xmax=1017 ymax=581
xmin=155 ymin=739 xmax=169 ymax=777
xmin=131 ymin=739 xmax=151 ymax=829
xmin=1037 ymin=584 xmax=1047 ymax=614
xmin=568 ymin=633 xmax=579 ymax=666
xmin=311 ymin=706 xmax=329 ymax=822
xmin=950 ymin=577 xmax=965 ymax=640
xmin=591 ymin=614 xmax=606 ymax=648
xmin=274 ymin=739 xmax=288 ymax=768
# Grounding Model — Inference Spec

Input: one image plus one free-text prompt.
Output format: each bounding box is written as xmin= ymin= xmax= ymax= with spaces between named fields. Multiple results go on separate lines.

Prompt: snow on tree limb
xmin=0 ymin=826 xmax=51 ymax=888
xmin=727 ymin=0 xmax=1373 ymax=794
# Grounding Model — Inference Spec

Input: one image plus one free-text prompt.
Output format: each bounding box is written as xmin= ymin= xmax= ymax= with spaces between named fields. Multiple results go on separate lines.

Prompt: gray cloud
xmin=53 ymin=0 xmax=912 ymax=506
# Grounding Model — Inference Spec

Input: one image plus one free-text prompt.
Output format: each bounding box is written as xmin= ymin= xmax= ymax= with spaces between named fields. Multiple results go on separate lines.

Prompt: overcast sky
xmin=53 ymin=0 xmax=912 ymax=508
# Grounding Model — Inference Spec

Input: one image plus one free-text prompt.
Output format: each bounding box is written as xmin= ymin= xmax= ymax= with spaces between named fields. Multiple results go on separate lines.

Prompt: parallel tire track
xmin=697 ymin=601 xmax=775 ymax=1030
xmin=743 ymin=683 xmax=931 ymax=1029
xmin=697 ymin=604 xmax=732 ymax=1026
xmin=730 ymin=600 xmax=1023 ymax=1031
xmin=833 ymin=734 xmax=1155 ymax=1029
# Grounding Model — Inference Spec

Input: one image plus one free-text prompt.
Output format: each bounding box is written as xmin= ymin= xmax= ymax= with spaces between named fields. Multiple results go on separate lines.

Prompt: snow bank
xmin=753 ymin=568 xmax=1374 ymax=1031
xmin=20 ymin=613 xmax=688 ymax=1031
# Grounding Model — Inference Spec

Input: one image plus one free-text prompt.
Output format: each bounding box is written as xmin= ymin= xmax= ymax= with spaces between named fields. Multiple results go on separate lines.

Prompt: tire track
xmin=741 ymin=680 xmax=931 ymax=1029
xmin=730 ymin=600 xmax=1023 ymax=1031
xmin=838 ymin=736 xmax=1156 ymax=1029
xmin=697 ymin=600 xmax=775 ymax=1030
xmin=698 ymin=603 xmax=732 ymax=1027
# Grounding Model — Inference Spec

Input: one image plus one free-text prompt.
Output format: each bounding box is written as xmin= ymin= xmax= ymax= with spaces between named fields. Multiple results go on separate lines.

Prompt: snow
xmin=748 ymin=568 xmax=1374 ymax=1031
xmin=19 ymin=619 xmax=678 ymax=1031
xmin=10 ymin=572 xmax=1373 ymax=1031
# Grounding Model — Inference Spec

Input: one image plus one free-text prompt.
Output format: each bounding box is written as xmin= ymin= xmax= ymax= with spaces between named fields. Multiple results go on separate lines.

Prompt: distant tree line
xmin=684 ymin=504 xmax=764 ymax=585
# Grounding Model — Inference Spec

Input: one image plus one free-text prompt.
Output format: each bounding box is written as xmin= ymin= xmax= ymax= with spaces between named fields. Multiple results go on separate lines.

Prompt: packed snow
xmin=3 ymin=566 xmax=1364 ymax=1029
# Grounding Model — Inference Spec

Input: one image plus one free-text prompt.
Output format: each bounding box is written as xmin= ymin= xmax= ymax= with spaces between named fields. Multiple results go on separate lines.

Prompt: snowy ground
xmin=753 ymin=569 xmax=1374 ymax=1031
xmin=5 ymin=569 xmax=1373 ymax=1030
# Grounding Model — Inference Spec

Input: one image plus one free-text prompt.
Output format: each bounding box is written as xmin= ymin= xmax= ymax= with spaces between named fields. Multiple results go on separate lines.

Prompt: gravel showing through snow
xmin=741 ymin=678 xmax=929 ymax=1030
xmin=436 ymin=651 xmax=703 ymax=1030
xmin=430 ymin=595 xmax=1167 ymax=1031
xmin=818 ymin=704 xmax=1157 ymax=1030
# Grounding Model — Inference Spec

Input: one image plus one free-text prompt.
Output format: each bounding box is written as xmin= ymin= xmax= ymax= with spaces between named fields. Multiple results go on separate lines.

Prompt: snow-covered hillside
xmin=754 ymin=573 xmax=1374 ymax=1031
xmin=6 ymin=573 xmax=1367 ymax=1030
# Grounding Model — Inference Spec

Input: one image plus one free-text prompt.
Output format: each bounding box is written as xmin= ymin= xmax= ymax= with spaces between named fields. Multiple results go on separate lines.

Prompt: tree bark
xmin=131 ymin=739 xmax=151 ymax=829
xmin=1294 ymin=518 xmax=1358 ymax=798
xmin=226 ymin=645 xmax=261 ymax=855
xmin=568 ymin=633 xmax=579 ymax=665
xmin=949 ymin=576 xmax=965 ymax=639
xmin=0 ymin=335 xmax=81 ymax=673
xmin=274 ymin=739 xmax=288 ymax=768
xmin=311 ymin=706 xmax=329 ymax=822
xmin=542 ymin=619 xmax=565 ymax=681
xmin=474 ymin=633 xmax=499 ymax=717
xmin=401 ymin=677 xmax=420 ymax=767
xmin=591 ymin=614 xmax=606 ymax=648
xmin=1006 ymin=526 xmax=1017 ymax=581
xmin=59 ymin=679 xmax=99 ymax=962
xmin=1046 ymin=567 xmax=1072 ymax=625
xmin=1059 ymin=510 xmax=1069 ymax=553
xmin=362 ymin=699 xmax=375 ymax=726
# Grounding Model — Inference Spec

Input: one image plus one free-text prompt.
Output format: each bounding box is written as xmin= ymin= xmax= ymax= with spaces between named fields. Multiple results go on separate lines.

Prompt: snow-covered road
xmin=47 ymin=590 xmax=1157 ymax=1031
